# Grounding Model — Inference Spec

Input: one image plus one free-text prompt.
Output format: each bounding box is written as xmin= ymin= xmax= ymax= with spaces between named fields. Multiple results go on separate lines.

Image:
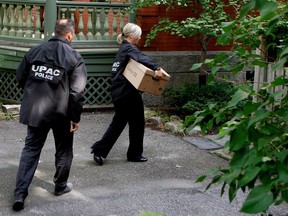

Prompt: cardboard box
xmin=123 ymin=59 xmax=170 ymax=96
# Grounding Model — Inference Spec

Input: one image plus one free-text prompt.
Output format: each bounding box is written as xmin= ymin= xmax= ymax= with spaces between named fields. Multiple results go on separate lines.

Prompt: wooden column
xmin=44 ymin=0 xmax=57 ymax=41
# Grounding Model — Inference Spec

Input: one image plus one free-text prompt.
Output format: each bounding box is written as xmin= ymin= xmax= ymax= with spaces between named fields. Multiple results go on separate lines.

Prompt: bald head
xmin=54 ymin=19 xmax=75 ymax=37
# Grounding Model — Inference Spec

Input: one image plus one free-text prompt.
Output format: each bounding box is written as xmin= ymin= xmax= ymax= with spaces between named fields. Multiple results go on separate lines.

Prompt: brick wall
xmin=136 ymin=5 xmax=233 ymax=52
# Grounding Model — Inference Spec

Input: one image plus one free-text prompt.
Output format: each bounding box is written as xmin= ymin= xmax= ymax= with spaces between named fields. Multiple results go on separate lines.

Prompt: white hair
xmin=117 ymin=23 xmax=142 ymax=44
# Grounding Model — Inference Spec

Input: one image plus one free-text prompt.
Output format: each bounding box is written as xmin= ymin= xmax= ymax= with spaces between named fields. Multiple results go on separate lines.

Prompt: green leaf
xmin=274 ymin=150 xmax=288 ymax=163
xmin=228 ymin=181 xmax=237 ymax=202
xmin=276 ymin=109 xmax=288 ymax=121
xmin=139 ymin=211 xmax=166 ymax=216
xmin=221 ymin=183 xmax=227 ymax=196
xmin=222 ymin=168 xmax=242 ymax=184
xmin=251 ymin=60 xmax=267 ymax=67
xmin=272 ymin=57 xmax=287 ymax=71
xmin=204 ymin=59 xmax=213 ymax=64
xmin=282 ymin=190 xmax=288 ymax=202
xmin=240 ymin=1 xmax=256 ymax=19
xmin=216 ymin=32 xmax=232 ymax=45
xmin=270 ymin=77 xmax=287 ymax=87
xmin=248 ymin=109 xmax=269 ymax=127
xmin=256 ymin=136 xmax=273 ymax=150
xmin=241 ymin=185 xmax=274 ymax=214
xmin=267 ymin=15 xmax=281 ymax=33
xmin=230 ymin=124 xmax=249 ymax=151
xmin=234 ymin=33 xmax=249 ymax=41
xmin=231 ymin=63 xmax=245 ymax=73
xmin=259 ymin=124 xmax=280 ymax=136
xmin=222 ymin=21 xmax=236 ymax=32
xmin=245 ymin=148 xmax=262 ymax=167
xmin=196 ymin=175 xmax=207 ymax=183
xmin=239 ymin=167 xmax=261 ymax=187
xmin=277 ymin=164 xmax=288 ymax=182
xmin=206 ymin=175 xmax=222 ymax=190
xmin=257 ymin=0 xmax=278 ymax=20
xmin=190 ymin=63 xmax=202 ymax=71
xmin=279 ymin=47 xmax=288 ymax=58
xmin=214 ymin=52 xmax=227 ymax=62
xmin=225 ymin=90 xmax=250 ymax=109
xmin=211 ymin=67 xmax=220 ymax=75
xmin=262 ymin=156 xmax=272 ymax=162
xmin=243 ymin=101 xmax=261 ymax=116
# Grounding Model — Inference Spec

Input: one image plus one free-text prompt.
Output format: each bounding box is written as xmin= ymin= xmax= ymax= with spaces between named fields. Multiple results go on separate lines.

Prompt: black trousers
xmin=91 ymin=92 xmax=145 ymax=159
xmin=14 ymin=119 xmax=73 ymax=200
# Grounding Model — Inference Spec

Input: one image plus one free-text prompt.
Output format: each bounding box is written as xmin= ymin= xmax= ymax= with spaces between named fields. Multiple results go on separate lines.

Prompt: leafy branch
xmin=192 ymin=0 xmax=288 ymax=214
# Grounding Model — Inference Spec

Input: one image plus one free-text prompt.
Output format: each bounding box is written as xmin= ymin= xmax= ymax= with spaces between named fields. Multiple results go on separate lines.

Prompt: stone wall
xmin=142 ymin=51 xmax=248 ymax=106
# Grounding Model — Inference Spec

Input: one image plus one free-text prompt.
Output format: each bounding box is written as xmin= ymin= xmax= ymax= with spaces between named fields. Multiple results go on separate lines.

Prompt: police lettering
xmin=32 ymin=65 xmax=61 ymax=81
xmin=34 ymin=72 xmax=53 ymax=80
xmin=112 ymin=61 xmax=120 ymax=72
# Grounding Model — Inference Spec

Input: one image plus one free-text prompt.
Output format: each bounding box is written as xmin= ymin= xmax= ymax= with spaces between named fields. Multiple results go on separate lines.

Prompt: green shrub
xmin=162 ymin=81 xmax=238 ymax=119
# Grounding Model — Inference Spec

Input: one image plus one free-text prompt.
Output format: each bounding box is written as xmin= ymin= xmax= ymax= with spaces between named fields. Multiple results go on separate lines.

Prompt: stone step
xmin=1 ymin=104 xmax=20 ymax=115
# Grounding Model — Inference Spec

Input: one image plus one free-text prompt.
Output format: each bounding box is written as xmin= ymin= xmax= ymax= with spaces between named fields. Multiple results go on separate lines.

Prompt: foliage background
xmin=132 ymin=0 xmax=288 ymax=214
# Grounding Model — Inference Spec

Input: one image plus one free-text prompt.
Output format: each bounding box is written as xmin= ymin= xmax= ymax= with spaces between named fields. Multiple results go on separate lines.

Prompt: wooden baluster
xmin=120 ymin=9 xmax=125 ymax=33
xmin=0 ymin=4 xmax=3 ymax=30
xmin=78 ymin=8 xmax=86 ymax=40
xmin=8 ymin=5 xmax=16 ymax=37
xmin=16 ymin=5 xmax=24 ymax=38
xmin=87 ymin=8 xmax=93 ymax=40
xmin=60 ymin=7 xmax=67 ymax=19
xmin=91 ymin=8 xmax=96 ymax=36
xmin=112 ymin=8 xmax=118 ymax=40
xmin=66 ymin=8 xmax=71 ymax=19
xmin=103 ymin=8 xmax=110 ymax=40
xmin=95 ymin=8 xmax=102 ymax=40
xmin=34 ymin=6 xmax=41 ymax=39
xmin=70 ymin=8 xmax=78 ymax=40
xmin=25 ymin=6 xmax=32 ymax=38
xmin=1 ymin=4 xmax=8 ymax=36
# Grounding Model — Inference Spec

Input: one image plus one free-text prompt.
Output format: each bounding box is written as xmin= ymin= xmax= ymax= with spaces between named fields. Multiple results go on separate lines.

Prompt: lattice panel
xmin=84 ymin=76 xmax=112 ymax=105
xmin=0 ymin=71 xmax=112 ymax=105
xmin=0 ymin=71 xmax=23 ymax=101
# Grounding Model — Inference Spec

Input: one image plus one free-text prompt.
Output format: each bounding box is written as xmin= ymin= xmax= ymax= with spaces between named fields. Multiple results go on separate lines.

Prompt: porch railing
xmin=0 ymin=0 xmax=134 ymax=46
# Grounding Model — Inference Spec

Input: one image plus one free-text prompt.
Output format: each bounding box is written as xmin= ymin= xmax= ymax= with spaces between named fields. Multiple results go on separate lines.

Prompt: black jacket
xmin=16 ymin=36 xmax=87 ymax=127
xmin=110 ymin=40 xmax=159 ymax=102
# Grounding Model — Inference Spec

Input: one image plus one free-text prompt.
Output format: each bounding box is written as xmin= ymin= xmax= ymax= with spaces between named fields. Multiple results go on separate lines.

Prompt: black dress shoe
xmin=12 ymin=199 xmax=24 ymax=211
xmin=127 ymin=156 xmax=148 ymax=162
xmin=91 ymin=147 xmax=103 ymax=166
xmin=54 ymin=182 xmax=73 ymax=196
xmin=93 ymin=154 xmax=103 ymax=165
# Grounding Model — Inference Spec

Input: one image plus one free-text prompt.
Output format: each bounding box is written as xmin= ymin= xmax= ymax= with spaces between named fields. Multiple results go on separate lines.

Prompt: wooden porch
xmin=0 ymin=0 xmax=135 ymax=106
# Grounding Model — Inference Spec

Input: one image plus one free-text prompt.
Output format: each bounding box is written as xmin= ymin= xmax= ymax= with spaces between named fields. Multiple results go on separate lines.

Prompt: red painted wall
xmin=136 ymin=5 xmax=233 ymax=52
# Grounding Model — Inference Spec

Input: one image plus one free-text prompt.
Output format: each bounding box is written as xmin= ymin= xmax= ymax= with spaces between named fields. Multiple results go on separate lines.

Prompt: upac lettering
xmin=31 ymin=64 xmax=63 ymax=84
xmin=32 ymin=65 xmax=61 ymax=76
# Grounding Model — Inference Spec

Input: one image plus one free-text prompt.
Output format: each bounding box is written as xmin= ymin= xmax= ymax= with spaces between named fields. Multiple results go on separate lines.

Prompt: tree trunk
xmin=198 ymin=34 xmax=211 ymax=87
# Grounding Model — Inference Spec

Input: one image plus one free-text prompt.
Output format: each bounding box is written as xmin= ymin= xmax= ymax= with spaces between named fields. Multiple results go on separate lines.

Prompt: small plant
xmin=0 ymin=112 xmax=14 ymax=121
xmin=161 ymin=81 xmax=241 ymax=129
xmin=0 ymin=100 xmax=17 ymax=121
xmin=139 ymin=211 xmax=166 ymax=216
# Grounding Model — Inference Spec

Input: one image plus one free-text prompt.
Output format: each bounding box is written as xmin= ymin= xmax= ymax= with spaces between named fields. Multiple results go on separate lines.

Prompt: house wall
xmin=136 ymin=5 xmax=233 ymax=52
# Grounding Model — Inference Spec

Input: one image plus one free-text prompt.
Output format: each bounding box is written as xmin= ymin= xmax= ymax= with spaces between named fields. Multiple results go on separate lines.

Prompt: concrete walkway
xmin=0 ymin=112 xmax=287 ymax=216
